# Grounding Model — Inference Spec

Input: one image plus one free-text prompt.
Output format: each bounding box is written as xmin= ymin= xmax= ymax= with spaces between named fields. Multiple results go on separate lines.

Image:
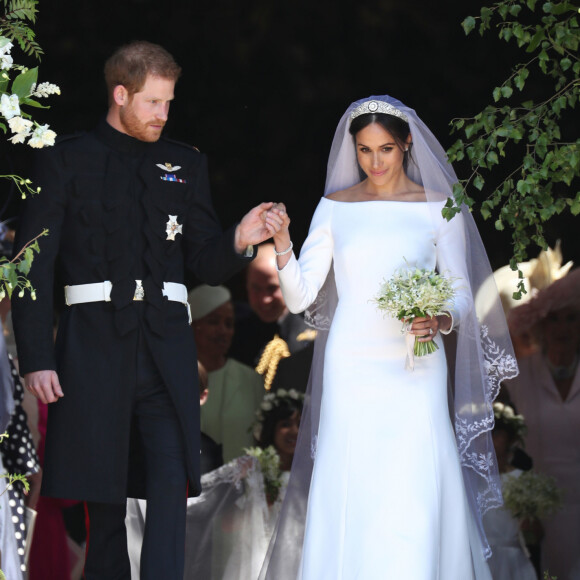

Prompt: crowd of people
xmin=1 ymin=39 xmax=579 ymax=580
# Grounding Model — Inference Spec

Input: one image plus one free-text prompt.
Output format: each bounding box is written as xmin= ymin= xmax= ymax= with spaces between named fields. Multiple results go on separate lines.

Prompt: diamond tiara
xmin=350 ymin=100 xmax=409 ymax=123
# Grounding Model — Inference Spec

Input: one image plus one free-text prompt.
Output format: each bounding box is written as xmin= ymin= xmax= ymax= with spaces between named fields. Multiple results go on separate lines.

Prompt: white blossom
xmin=261 ymin=401 xmax=273 ymax=411
xmin=9 ymin=132 xmax=29 ymax=144
xmin=0 ymin=52 xmax=13 ymax=71
xmin=8 ymin=116 xmax=33 ymax=134
xmin=0 ymin=93 xmax=21 ymax=120
xmin=31 ymin=82 xmax=61 ymax=98
xmin=28 ymin=124 xmax=56 ymax=148
xmin=0 ymin=39 xmax=13 ymax=57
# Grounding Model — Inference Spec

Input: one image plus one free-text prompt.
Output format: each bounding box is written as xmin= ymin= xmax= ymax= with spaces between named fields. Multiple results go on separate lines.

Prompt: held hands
xmin=234 ymin=202 xmax=291 ymax=254
xmin=266 ymin=203 xmax=291 ymax=241
xmin=266 ymin=203 xmax=293 ymax=268
xmin=24 ymin=370 xmax=63 ymax=404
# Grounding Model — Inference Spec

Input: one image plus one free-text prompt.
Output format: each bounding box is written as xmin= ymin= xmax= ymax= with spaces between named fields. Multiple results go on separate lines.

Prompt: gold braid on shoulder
xmin=255 ymin=334 xmax=291 ymax=391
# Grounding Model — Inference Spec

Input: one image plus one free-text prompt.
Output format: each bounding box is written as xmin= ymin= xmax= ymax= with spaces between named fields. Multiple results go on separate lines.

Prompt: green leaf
xmin=509 ymin=4 xmax=522 ymax=16
xmin=462 ymin=16 xmax=476 ymax=35
xmin=19 ymin=97 xmax=49 ymax=109
xmin=473 ymin=175 xmax=485 ymax=191
xmin=515 ymin=67 xmax=530 ymax=90
xmin=527 ymin=0 xmax=537 ymax=9
xmin=11 ymin=66 xmax=38 ymax=99
xmin=501 ymin=85 xmax=513 ymax=98
xmin=465 ymin=123 xmax=478 ymax=139
xmin=551 ymin=1 xmax=576 ymax=14
xmin=495 ymin=219 xmax=505 ymax=231
xmin=493 ymin=87 xmax=502 ymax=102
xmin=487 ymin=151 xmax=499 ymax=165
xmin=569 ymin=195 xmax=580 ymax=215
xmin=527 ymin=27 xmax=546 ymax=52
xmin=501 ymin=26 xmax=514 ymax=42
xmin=560 ymin=57 xmax=572 ymax=70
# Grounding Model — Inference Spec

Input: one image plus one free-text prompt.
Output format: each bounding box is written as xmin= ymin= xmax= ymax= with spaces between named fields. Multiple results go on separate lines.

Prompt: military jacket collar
xmin=95 ymin=117 xmax=153 ymax=155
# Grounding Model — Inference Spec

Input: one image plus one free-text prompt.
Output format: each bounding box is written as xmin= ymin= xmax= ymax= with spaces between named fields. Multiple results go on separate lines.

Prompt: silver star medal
xmin=156 ymin=162 xmax=182 ymax=172
xmin=166 ymin=215 xmax=183 ymax=241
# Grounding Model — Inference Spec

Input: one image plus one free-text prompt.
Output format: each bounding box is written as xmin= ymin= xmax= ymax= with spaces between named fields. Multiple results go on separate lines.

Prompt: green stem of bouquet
xmin=414 ymin=336 xmax=439 ymax=357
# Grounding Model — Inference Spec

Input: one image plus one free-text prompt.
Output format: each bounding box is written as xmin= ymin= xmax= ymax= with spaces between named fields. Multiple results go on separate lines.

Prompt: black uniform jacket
xmin=12 ymin=119 xmax=253 ymax=503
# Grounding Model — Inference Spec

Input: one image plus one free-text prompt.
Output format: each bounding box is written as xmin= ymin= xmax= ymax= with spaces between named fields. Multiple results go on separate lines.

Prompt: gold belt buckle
xmin=133 ymin=280 xmax=145 ymax=301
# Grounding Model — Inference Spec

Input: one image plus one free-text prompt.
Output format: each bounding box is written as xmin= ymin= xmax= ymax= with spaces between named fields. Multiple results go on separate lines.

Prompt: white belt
xmin=64 ymin=280 xmax=192 ymax=323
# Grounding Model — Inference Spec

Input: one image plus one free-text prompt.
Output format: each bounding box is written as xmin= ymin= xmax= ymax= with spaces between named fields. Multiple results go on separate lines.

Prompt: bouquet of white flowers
xmin=373 ymin=264 xmax=457 ymax=367
xmin=244 ymin=445 xmax=283 ymax=504
xmin=502 ymin=470 xmax=562 ymax=522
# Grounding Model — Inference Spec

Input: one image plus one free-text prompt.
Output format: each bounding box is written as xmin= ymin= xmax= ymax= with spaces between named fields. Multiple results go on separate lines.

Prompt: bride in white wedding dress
xmin=259 ymin=96 xmax=518 ymax=580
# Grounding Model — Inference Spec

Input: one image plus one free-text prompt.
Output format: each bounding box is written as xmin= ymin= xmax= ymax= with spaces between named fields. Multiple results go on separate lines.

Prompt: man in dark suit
xmin=12 ymin=41 xmax=278 ymax=579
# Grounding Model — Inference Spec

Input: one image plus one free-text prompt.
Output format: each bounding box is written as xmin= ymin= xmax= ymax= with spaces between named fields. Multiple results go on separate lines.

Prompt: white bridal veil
xmin=259 ymin=95 xmax=518 ymax=578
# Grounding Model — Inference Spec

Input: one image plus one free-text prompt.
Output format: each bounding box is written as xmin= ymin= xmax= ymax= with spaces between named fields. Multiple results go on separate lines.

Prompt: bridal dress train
xmin=483 ymin=470 xmax=537 ymax=580
xmin=276 ymin=198 xmax=492 ymax=580
xmin=126 ymin=458 xmax=299 ymax=580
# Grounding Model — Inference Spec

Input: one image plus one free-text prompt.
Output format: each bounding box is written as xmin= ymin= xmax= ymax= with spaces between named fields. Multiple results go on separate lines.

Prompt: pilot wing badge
xmin=158 ymin=162 xmax=187 ymax=183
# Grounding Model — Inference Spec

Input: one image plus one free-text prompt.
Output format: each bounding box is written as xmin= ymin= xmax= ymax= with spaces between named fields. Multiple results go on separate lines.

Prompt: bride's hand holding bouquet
xmin=373 ymin=264 xmax=457 ymax=369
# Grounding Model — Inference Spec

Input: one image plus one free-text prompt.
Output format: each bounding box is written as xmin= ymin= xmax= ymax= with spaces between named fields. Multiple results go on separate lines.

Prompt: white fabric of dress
xmin=482 ymin=470 xmax=537 ymax=580
xmin=126 ymin=458 xmax=297 ymax=580
xmin=277 ymin=197 xmax=492 ymax=579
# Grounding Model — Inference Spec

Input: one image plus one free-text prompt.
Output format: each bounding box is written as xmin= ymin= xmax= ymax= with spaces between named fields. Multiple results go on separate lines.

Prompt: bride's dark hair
xmin=349 ymin=112 xmax=412 ymax=178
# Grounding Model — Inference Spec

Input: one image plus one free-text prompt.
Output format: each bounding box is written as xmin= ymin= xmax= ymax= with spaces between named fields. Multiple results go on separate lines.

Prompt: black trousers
xmin=84 ymin=335 xmax=188 ymax=580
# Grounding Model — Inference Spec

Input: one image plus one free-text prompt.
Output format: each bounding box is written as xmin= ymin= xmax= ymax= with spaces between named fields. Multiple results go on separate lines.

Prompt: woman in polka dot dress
xmin=0 ymin=351 xmax=41 ymax=578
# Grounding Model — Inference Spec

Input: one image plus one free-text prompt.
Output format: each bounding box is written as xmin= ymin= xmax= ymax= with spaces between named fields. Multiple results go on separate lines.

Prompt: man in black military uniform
xmin=12 ymin=41 xmax=280 ymax=579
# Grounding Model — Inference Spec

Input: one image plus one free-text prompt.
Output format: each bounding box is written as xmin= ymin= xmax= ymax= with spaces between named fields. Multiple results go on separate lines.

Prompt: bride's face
xmin=355 ymin=122 xmax=408 ymax=187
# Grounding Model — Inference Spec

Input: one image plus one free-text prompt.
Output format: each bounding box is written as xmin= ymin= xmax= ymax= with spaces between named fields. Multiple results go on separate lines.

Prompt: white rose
xmin=261 ymin=401 xmax=273 ymax=411
xmin=288 ymin=389 xmax=299 ymax=399
xmin=277 ymin=389 xmax=288 ymax=397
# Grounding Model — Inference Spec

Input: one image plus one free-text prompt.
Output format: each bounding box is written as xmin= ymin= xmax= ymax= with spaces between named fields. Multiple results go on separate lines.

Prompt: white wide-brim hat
xmin=188 ymin=284 xmax=231 ymax=321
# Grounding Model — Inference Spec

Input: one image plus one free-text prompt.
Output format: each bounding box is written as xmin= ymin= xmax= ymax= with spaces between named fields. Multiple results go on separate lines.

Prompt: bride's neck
xmin=362 ymin=174 xmax=421 ymax=200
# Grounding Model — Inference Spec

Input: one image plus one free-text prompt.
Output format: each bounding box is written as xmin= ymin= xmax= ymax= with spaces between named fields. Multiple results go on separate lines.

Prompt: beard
xmin=119 ymin=102 xmax=164 ymax=142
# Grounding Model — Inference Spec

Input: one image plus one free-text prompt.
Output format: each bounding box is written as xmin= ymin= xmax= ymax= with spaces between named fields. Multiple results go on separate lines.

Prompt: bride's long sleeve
xmin=277 ymin=200 xmax=334 ymax=314
xmin=435 ymin=209 xmax=473 ymax=331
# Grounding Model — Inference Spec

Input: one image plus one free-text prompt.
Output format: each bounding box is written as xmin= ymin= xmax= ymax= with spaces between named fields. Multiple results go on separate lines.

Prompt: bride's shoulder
xmin=326 ymin=183 xmax=362 ymax=202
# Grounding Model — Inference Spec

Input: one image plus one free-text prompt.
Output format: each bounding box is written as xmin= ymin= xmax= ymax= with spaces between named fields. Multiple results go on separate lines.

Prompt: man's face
xmin=247 ymin=260 xmax=287 ymax=323
xmin=119 ymin=75 xmax=175 ymax=142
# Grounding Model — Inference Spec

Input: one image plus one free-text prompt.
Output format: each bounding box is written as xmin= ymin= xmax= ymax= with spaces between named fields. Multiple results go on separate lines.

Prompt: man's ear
xmin=112 ymin=85 xmax=128 ymax=106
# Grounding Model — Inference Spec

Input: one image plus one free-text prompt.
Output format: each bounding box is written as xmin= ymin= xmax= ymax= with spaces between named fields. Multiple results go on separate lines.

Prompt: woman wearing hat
xmin=189 ymin=284 xmax=265 ymax=462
